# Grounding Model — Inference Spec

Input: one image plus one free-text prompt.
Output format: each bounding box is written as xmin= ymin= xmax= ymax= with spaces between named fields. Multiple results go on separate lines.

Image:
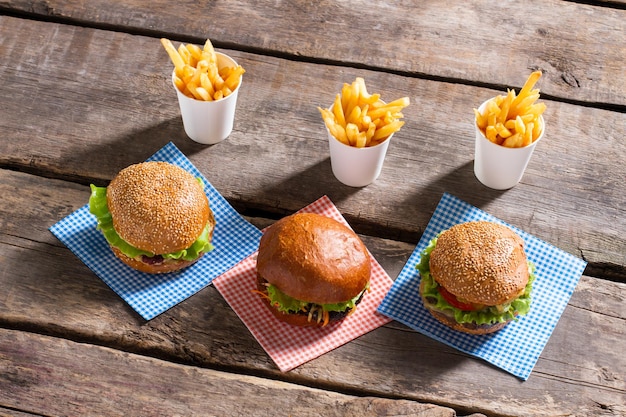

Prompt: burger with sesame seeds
xmin=417 ymin=221 xmax=535 ymax=334
xmin=254 ymin=213 xmax=371 ymax=327
xmin=88 ymin=161 xmax=216 ymax=274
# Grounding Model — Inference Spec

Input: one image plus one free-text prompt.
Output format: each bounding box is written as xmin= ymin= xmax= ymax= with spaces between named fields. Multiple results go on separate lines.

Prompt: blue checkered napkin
xmin=377 ymin=193 xmax=587 ymax=380
xmin=50 ymin=142 xmax=262 ymax=320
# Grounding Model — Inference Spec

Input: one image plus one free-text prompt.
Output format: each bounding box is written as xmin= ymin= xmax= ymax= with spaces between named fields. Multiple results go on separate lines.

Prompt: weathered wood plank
xmin=0 ymin=409 xmax=38 ymax=417
xmin=1 ymin=169 xmax=624 ymax=416
xmin=3 ymin=0 xmax=625 ymax=107
xmin=1 ymin=16 xmax=624 ymax=276
xmin=0 ymin=329 xmax=469 ymax=417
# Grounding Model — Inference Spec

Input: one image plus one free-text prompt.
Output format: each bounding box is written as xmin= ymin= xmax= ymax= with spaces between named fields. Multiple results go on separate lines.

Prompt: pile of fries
xmin=474 ymin=71 xmax=546 ymax=148
xmin=318 ymin=77 xmax=410 ymax=148
xmin=161 ymin=38 xmax=245 ymax=101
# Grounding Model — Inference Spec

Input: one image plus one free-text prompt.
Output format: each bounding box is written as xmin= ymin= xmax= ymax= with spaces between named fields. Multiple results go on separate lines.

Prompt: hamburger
xmin=255 ymin=213 xmax=371 ymax=327
xmin=89 ymin=161 xmax=216 ymax=274
xmin=417 ymin=221 xmax=535 ymax=334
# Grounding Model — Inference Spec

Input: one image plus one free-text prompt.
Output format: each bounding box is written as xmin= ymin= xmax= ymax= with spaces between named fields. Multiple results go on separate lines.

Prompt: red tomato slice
xmin=438 ymin=286 xmax=480 ymax=311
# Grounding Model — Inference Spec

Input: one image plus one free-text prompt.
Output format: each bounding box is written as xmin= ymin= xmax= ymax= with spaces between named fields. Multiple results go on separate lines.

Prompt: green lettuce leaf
xmin=89 ymin=184 xmax=214 ymax=262
xmin=416 ymin=236 xmax=535 ymax=325
xmin=266 ymin=283 xmax=367 ymax=314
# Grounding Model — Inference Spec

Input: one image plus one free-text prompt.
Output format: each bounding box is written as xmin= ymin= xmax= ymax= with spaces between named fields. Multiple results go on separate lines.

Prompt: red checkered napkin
xmin=212 ymin=195 xmax=393 ymax=371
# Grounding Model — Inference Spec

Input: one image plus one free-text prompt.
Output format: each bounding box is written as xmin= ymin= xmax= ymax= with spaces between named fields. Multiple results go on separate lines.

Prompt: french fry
xmin=514 ymin=115 xmax=526 ymax=136
xmin=522 ymin=121 xmax=534 ymax=147
xmin=223 ymin=66 xmax=246 ymax=91
xmin=161 ymin=38 xmax=186 ymax=74
xmin=502 ymin=133 xmax=522 ymax=148
xmin=368 ymin=105 xmax=405 ymax=121
xmin=497 ymin=90 xmax=515 ymax=124
xmin=345 ymin=123 xmax=359 ymax=147
xmin=340 ymin=83 xmax=352 ymax=114
xmin=173 ymin=74 xmax=186 ymax=93
xmin=346 ymin=104 xmax=362 ymax=125
xmin=332 ymin=94 xmax=346 ymax=127
xmin=343 ymin=86 xmax=359 ymax=124
xmin=474 ymin=108 xmax=487 ymax=130
xmin=178 ymin=44 xmax=193 ymax=67
xmin=495 ymin=122 xmax=512 ymax=139
xmin=474 ymin=71 xmax=546 ymax=148
xmin=359 ymin=113 xmax=372 ymax=132
xmin=318 ymin=77 xmax=409 ymax=148
xmin=200 ymin=73 xmax=215 ymax=100
xmin=532 ymin=116 xmax=543 ymax=141
xmin=161 ymin=37 xmax=244 ymax=101
xmin=185 ymin=44 xmax=203 ymax=64
xmin=372 ymin=120 xmax=404 ymax=141
xmin=202 ymin=39 xmax=218 ymax=66
xmin=512 ymin=71 xmax=542 ymax=109
xmin=485 ymin=125 xmax=498 ymax=144
xmin=331 ymin=124 xmax=348 ymax=145
xmin=195 ymin=86 xmax=211 ymax=101
xmin=365 ymin=122 xmax=377 ymax=145
xmin=220 ymin=85 xmax=232 ymax=97
xmin=319 ymin=107 xmax=333 ymax=123
xmin=187 ymin=84 xmax=204 ymax=101
xmin=355 ymin=130 xmax=367 ymax=148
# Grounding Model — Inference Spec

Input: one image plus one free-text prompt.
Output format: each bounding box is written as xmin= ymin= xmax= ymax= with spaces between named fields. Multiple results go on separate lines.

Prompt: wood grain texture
xmin=3 ymin=0 xmax=625 ymax=107
xmin=1 ymin=169 xmax=624 ymax=416
xmin=0 ymin=329 xmax=470 ymax=417
xmin=0 ymin=409 xmax=38 ymax=417
xmin=1 ymin=16 xmax=624 ymax=278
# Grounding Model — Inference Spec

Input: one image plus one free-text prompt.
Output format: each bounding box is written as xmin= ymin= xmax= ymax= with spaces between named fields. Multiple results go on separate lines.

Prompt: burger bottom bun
xmin=265 ymin=300 xmax=332 ymax=328
xmin=420 ymin=279 xmax=512 ymax=335
xmin=256 ymin=276 xmax=354 ymax=328
xmin=425 ymin=305 xmax=511 ymax=335
xmin=111 ymin=246 xmax=202 ymax=274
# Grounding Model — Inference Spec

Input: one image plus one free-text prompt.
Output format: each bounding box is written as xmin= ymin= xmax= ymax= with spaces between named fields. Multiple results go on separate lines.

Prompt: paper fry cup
xmin=327 ymin=130 xmax=392 ymax=187
xmin=473 ymin=99 xmax=544 ymax=190
xmin=173 ymin=52 xmax=241 ymax=145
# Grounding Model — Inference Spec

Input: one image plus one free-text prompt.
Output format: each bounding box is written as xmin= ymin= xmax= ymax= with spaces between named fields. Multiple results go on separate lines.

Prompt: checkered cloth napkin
xmin=50 ymin=142 xmax=262 ymax=320
xmin=213 ymin=196 xmax=393 ymax=372
xmin=377 ymin=193 xmax=587 ymax=380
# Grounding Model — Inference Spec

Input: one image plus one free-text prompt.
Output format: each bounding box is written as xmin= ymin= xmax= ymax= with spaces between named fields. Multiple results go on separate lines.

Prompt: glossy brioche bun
xmin=107 ymin=161 xmax=211 ymax=255
xmin=429 ymin=221 xmax=529 ymax=306
xmin=419 ymin=279 xmax=512 ymax=335
xmin=256 ymin=213 xmax=371 ymax=306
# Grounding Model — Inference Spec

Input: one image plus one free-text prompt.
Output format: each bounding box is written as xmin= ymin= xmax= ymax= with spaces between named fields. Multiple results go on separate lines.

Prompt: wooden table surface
xmin=1 ymin=1 xmax=624 ymax=416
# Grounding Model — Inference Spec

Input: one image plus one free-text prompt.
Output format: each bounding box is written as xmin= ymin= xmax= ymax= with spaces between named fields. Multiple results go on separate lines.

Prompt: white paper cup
xmin=327 ymin=130 xmax=392 ymax=187
xmin=173 ymin=52 xmax=241 ymax=145
xmin=473 ymin=99 xmax=544 ymax=190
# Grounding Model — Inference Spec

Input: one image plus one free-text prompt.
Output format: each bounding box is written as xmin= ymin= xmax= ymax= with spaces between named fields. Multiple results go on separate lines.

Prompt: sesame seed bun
xmin=111 ymin=246 xmax=204 ymax=274
xmin=106 ymin=161 xmax=215 ymax=273
xmin=255 ymin=213 xmax=371 ymax=326
xmin=107 ymin=161 xmax=210 ymax=254
xmin=429 ymin=221 xmax=529 ymax=306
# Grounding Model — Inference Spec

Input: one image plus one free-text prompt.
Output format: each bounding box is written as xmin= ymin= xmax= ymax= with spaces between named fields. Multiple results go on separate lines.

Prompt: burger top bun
xmin=106 ymin=161 xmax=210 ymax=255
xmin=256 ymin=213 xmax=371 ymax=304
xmin=429 ymin=221 xmax=529 ymax=306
